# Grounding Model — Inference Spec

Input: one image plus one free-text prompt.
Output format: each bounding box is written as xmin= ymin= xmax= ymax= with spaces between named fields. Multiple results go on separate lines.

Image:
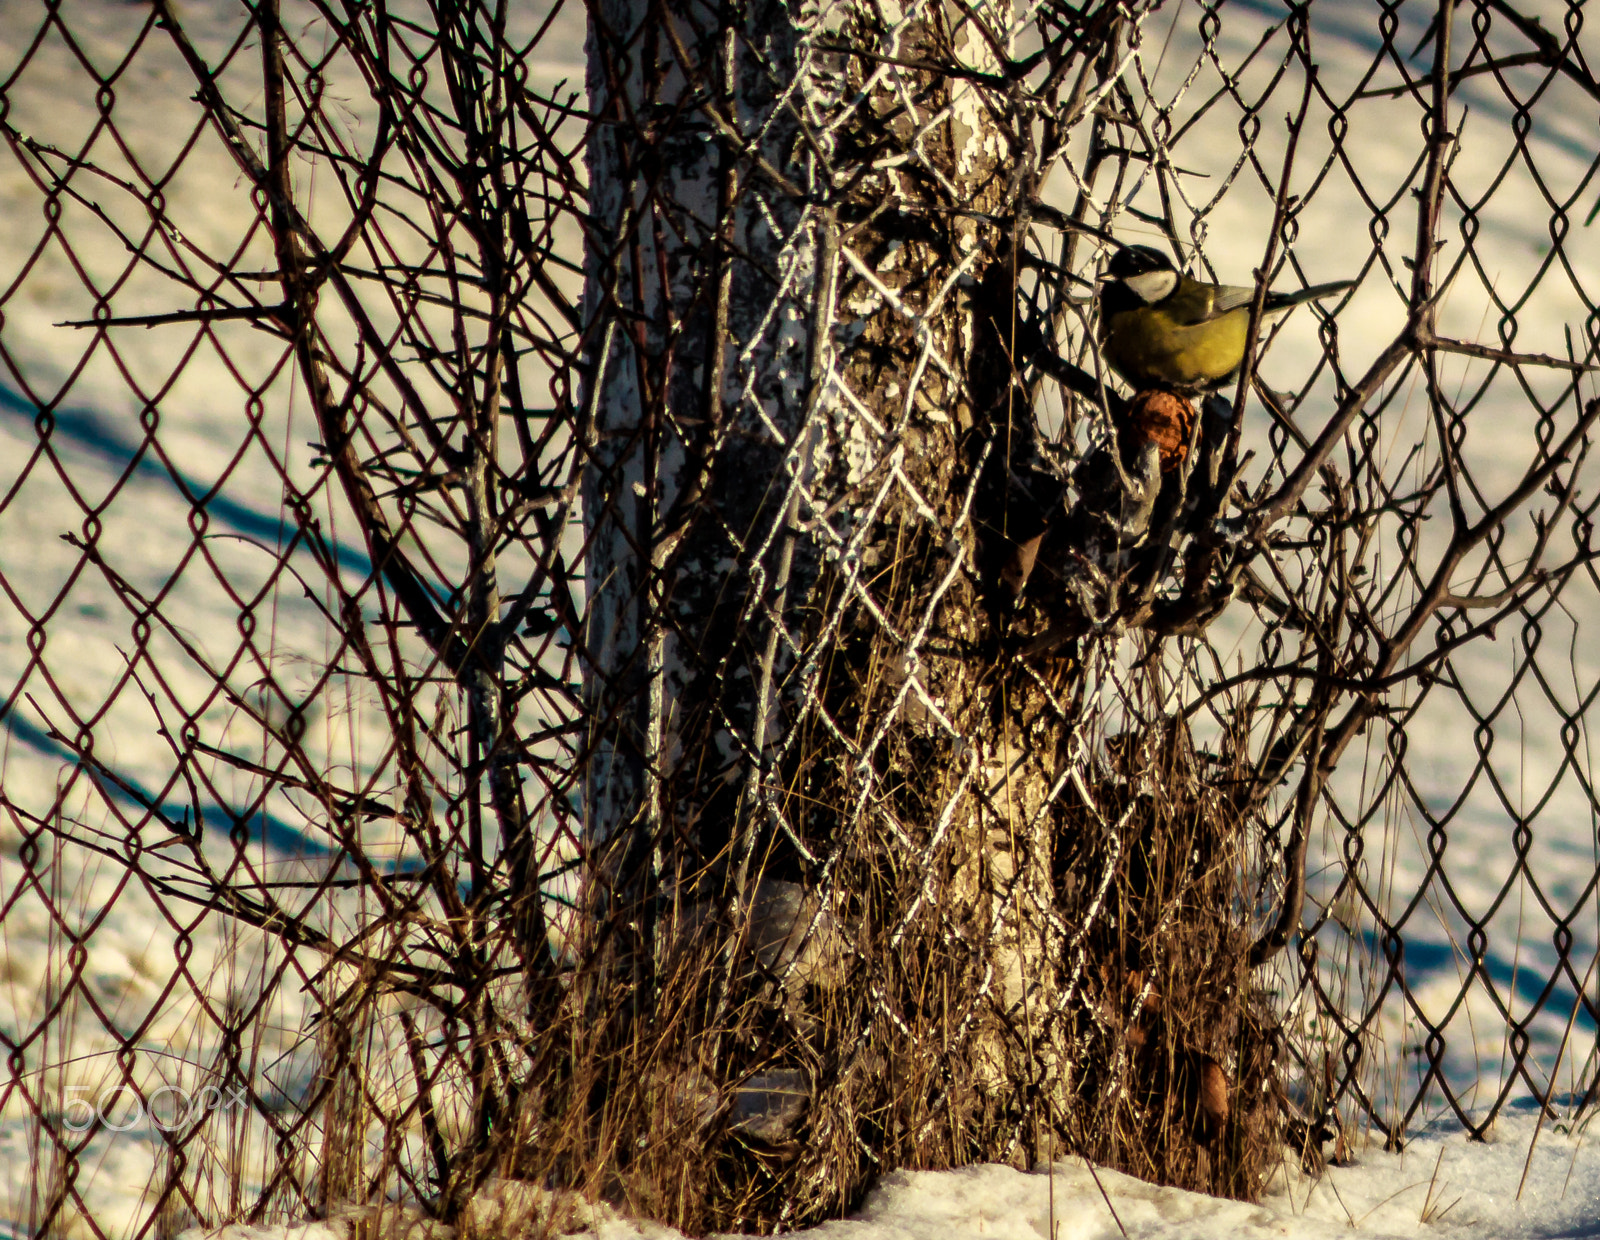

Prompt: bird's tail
xmin=1267 ymin=279 xmax=1357 ymax=311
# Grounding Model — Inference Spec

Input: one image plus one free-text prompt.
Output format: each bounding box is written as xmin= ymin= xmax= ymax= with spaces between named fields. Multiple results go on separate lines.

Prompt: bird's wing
xmin=1204 ymin=283 xmax=1259 ymax=317
xmin=1162 ymin=281 xmax=1257 ymax=325
xmin=1199 ymin=279 xmax=1354 ymax=320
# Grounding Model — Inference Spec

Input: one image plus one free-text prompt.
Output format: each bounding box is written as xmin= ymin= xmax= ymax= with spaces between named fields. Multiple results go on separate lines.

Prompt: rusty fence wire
xmin=0 ymin=0 xmax=1597 ymax=1235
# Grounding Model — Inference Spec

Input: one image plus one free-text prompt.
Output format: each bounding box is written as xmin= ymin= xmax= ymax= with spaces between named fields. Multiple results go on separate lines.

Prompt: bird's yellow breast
xmin=1102 ymin=305 xmax=1249 ymax=391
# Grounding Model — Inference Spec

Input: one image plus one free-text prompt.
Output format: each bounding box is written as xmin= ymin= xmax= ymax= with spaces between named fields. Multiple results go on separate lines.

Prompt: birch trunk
xmin=578 ymin=0 xmax=1085 ymax=1223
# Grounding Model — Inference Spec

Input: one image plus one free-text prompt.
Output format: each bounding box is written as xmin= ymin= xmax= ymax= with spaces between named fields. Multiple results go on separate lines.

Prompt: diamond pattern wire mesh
xmin=0 ymin=0 xmax=1597 ymax=1235
xmin=0 ymin=0 xmax=591 ymax=1230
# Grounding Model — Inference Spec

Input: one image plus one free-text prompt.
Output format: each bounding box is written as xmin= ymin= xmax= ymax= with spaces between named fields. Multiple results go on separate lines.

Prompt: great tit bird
xmin=1097 ymin=245 xmax=1355 ymax=393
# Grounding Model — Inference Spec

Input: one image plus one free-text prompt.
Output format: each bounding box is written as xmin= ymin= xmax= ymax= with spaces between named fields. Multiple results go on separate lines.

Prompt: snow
xmin=2 ymin=0 xmax=1599 ymax=1238
xmin=826 ymin=1112 xmax=1600 ymax=1240
xmin=164 ymin=1107 xmax=1600 ymax=1240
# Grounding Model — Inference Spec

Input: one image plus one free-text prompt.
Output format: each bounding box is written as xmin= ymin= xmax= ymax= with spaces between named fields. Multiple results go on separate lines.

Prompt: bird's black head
xmin=1104 ymin=244 xmax=1176 ymax=281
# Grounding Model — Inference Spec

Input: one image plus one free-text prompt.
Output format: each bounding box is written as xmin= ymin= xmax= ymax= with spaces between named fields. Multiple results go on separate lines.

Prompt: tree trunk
xmin=574 ymin=0 xmax=1271 ymax=1227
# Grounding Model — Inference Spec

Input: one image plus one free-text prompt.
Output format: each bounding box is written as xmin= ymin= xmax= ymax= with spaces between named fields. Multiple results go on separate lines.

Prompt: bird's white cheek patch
xmin=1123 ymin=269 xmax=1179 ymax=303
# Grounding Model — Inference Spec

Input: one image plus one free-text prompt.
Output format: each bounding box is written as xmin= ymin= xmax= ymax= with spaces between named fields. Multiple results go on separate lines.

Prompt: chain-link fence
xmin=1 ymin=0 xmax=1598 ymax=1235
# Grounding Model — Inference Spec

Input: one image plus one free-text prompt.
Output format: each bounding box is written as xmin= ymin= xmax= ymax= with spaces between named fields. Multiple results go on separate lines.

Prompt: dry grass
xmin=1066 ymin=719 xmax=1282 ymax=1198
xmin=450 ymin=677 xmax=1288 ymax=1233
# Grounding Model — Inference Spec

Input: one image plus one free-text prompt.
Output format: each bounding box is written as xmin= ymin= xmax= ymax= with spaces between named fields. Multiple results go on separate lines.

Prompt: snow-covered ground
xmin=2 ymin=0 xmax=1599 ymax=1238
xmin=173 ymin=1107 xmax=1600 ymax=1240
xmin=770 ymin=1108 xmax=1600 ymax=1240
